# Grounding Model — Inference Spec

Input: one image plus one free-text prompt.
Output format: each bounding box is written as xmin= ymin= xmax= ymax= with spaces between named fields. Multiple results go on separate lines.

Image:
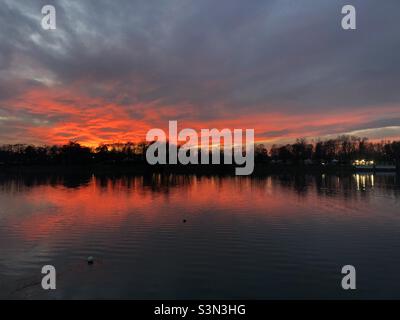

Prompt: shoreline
xmin=1 ymin=163 xmax=398 ymax=176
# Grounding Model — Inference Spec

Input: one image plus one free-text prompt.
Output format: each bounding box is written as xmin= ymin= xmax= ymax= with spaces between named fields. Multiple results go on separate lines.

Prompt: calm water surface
xmin=0 ymin=172 xmax=399 ymax=299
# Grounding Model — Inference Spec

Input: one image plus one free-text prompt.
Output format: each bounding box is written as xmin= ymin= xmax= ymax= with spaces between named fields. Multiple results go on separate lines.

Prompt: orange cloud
xmin=2 ymin=83 xmax=400 ymax=146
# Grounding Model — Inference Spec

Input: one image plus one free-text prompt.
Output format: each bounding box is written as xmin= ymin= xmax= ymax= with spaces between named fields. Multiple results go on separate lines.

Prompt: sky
xmin=0 ymin=0 xmax=400 ymax=147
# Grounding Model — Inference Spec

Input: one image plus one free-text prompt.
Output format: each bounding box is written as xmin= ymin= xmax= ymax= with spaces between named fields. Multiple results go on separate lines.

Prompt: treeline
xmin=0 ymin=142 xmax=148 ymax=165
xmin=0 ymin=136 xmax=399 ymax=166
xmin=268 ymin=136 xmax=400 ymax=164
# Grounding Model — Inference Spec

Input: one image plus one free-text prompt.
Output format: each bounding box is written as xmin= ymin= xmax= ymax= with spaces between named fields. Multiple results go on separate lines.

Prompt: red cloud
xmin=2 ymin=83 xmax=400 ymax=146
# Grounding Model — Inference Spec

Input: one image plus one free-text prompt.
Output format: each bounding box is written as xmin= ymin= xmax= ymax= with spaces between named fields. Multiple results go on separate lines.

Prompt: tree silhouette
xmin=0 ymin=136 xmax=399 ymax=168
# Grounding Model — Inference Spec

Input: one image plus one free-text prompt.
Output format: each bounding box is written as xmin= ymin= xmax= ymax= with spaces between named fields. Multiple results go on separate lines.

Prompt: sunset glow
xmin=1 ymin=1 xmax=400 ymax=146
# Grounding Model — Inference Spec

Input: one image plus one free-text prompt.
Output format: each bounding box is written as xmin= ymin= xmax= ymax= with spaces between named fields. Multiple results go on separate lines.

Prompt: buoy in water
xmin=87 ymin=256 xmax=94 ymax=265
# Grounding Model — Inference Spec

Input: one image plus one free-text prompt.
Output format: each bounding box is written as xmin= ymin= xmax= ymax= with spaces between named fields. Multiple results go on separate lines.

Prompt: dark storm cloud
xmin=0 ymin=0 xmax=400 ymax=141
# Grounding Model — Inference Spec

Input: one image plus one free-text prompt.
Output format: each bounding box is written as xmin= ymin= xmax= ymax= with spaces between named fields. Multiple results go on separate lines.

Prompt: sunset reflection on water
xmin=0 ymin=173 xmax=399 ymax=299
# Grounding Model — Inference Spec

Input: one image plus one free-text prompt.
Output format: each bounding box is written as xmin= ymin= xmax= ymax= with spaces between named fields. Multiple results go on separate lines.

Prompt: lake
xmin=0 ymin=172 xmax=399 ymax=299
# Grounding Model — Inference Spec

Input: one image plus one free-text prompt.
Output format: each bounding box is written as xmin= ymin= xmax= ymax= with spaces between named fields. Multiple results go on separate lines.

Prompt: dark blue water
xmin=0 ymin=172 xmax=399 ymax=299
